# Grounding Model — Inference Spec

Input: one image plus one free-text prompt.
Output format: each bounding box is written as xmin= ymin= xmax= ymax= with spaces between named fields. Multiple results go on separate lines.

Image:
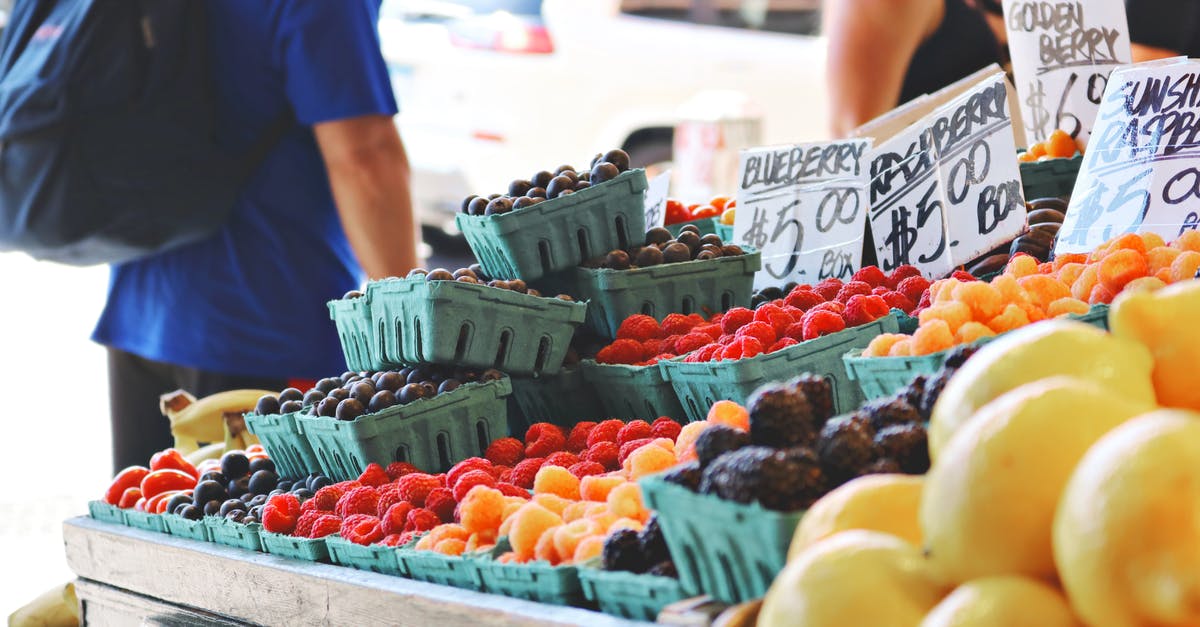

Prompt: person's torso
xmin=900 ymin=0 xmax=1004 ymax=104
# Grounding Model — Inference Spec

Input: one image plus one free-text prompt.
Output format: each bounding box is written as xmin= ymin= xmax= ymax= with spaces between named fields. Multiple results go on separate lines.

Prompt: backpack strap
xmin=237 ymin=108 xmax=295 ymax=184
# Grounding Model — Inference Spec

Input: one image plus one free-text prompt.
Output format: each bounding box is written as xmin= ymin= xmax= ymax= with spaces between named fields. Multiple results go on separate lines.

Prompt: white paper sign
xmin=733 ymin=140 xmax=871 ymax=289
xmin=642 ymin=169 xmax=672 ymax=229
xmin=1004 ymin=0 xmax=1131 ymax=146
xmin=1057 ymin=59 xmax=1200 ymax=254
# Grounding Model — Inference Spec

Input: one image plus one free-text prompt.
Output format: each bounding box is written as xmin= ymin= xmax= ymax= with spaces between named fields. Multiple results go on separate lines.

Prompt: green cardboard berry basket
xmin=639 ymin=476 xmax=805 ymax=604
xmin=87 ymin=501 xmax=127 ymax=525
xmin=475 ymin=539 xmax=587 ymax=606
xmin=578 ymin=564 xmax=687 ymax=621
xmin=260 ymin=531 xmax=330 ymax=563
xmin=324 ymin=535 xmax=407 ymax=576
xmin=163 ymin=514 xmax=211 ymax=542
xmin=204 ymin=517 xmax=264 ymax=552
xmin=365 ymin=278 xmax=587 ymax=376
xmin=397 ymin=545 xmax=487 ymax=591
xmin=579 ymin=360 xmax=689 ymax=422
xmin=456 ymin=169 xmax=648 ymax=282
xmin=568 ymin=249 xmax=760 ymax=339
xmin=666 ymin=217 xmax=720 ymax=237
xmin=508 ymin=366 xmax=605 ymax=433
xmin=715 ymin=222 xmax=734 ymax=243
xmin=298 ymin=377 xmax=512 ymax=480
xmin=659 ymin=314 xmax=900 ymax=423
xmin=1019 ymin=153 xmax=1081 ymax=200
xmin=123 ymin=509 xmax=168 ymax=534
xmin=328 ymin=295 xmax=383 ymax=372
xmin=244 ymin=411 xmax=320 ymax=480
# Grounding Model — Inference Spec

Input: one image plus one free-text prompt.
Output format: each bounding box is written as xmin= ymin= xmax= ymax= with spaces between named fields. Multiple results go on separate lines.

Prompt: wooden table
xmin=63 ymin=517 xmax=650 ymax=626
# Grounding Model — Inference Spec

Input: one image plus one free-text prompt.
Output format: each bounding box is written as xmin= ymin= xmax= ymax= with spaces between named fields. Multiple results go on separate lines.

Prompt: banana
xmin=163 ymin=389 xmax=273 ymax=454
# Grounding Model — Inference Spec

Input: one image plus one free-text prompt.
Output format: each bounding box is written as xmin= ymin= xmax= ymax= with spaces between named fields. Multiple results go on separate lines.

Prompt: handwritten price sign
xmin=642 ymin=170 xmax=672 ymax=229
xmin=1004 ymin=0 xmax=1131 ymax=146
xmin=733 ymin=140 xmax=871 ymax=289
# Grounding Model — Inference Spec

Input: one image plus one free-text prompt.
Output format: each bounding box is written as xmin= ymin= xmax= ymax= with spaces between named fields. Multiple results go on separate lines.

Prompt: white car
xmin=380 ymin=0 xmax=829 ymax=233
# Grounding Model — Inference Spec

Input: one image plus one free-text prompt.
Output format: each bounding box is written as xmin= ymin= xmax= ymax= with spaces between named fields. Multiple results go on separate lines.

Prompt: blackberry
xmin=918 ymin=370 xmax=951 ymax=421
xmin=602 ymin=528 xmax=645 ymax=573
xmin=875 ymin=423 xmax=930 ymax=474
xmin=699 ymin=446 xmax=825 ymax=511
xmin=858 ymin=458 xmax=903 ymax=477
xmin=791 ymin=374 xmax=834 ymax=427
xmin=942 ymin=344 xmax=980 ymax=369
xmin=659 ymin=461 xmax=702 ymax=491
xmin=903 ymin=374 xmax=927 ymax=411
xmin=639 ymin=515 xmax=670 ymax=566
xmin=817 ymin=415 xmax=878 ymax=486
xmin=694 ymin=425 xmax=751 ymax=468
xmin=647 ymin=560 xmax=678 ymax=578
xmin=747 ymin=383 xmax=816 ymax=448
xmin=862 ymin=397 xmax=921 ymax=431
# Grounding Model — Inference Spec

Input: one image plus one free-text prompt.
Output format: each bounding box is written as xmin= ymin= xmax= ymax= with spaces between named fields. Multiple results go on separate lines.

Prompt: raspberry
xmin=693 ymin=343 xmax=722 ymax=362
xmin=294 ymin=510 xmax=323 ymax=538
xmin=509 ymin=457 xmax=546 ymax=489
xmin=375 ymin=484 xmax=402 ymax=517
xmin=357 ymin=463 xmax=390 ymax=488
xmin=336 ymin=486 xmax=379 ymax=518
xmin=802 ymin=309 xmax=847 ymax=340
xmin=524 ymin=423 xmax=566 ymax=457
xmin=898 ymin=275 xmax=932 ymax=304
xmin=719 ymin=307 xmax=754 ymax=335
xmin=395 ymin=530 xmax=420 ymax=547
xmin=424 ymin=487 xmax=457 ymax=523
xmin=843 ymin=294 xmax=890 ymax=327
xmin=340 ymin=514 xmax=384 ymax=546
xmin=651 ymin=417 xmax=682 ymax=441
xmin=447 ymin=457 xmax=493 ymax=490
xmin=385 ymin=462 xmax=420 ymax=480
xmin=888 ymin=264 xmax=923 ymax=289
xmin=660 ymin=313 xmax=697 ymax=336
xmin=381 ymin=502 xmax=414 ymax=536
xmin=951 ymin=270 xmax=976 ymax=282
xmin=583 ymin=441 xmax=620 ymax=470
xmin=542 ymin=451 xmax=581 ymax=468
xmin=619 ymin=438 xmax=655 ymax=464
xmin=640 ymin=338 xmax=664 ymax=359
xmin=496 ymin=482 xmax=529 ymax=498
xmin=809 ymin=300 xmax=846 ymax=315
xmin=769 ymin=337 xmax=799 ymax=352
xmin=916 ymin=290 xmax=932 ymax=312
xmin=568 ymin=461 xmax=606 ymax=478
xmin=753 ymin=303 xmax=794 ymax=336
xmin=488 ymin=465 xmax=510 ymax=480
xmin=595 ymin=339 xmax=644 ymax=365
xmin=722 ymin=336 xmax=763 ymax=360
xmin=814 ymin=278 xmax=844 ymax=301
xmin=308 ymin=514 xmax=341 ymax=539
xmin=586 ymin=419 xmax=624 ymax=447
xmin=261 ymin=493 xmax=301 ymax=534
xmin=784 ymin=321 xmax=806 ymax=342
xmin=695 ymin=324 xmax=723 ymax=340
xmin=617 ymin=420 xmax=653 ymax=446
xmin=735 ymin=320 xmax=777 ymax=347
xmin=485 ymin=437 xmax=525 ymax=466
xmin=380 ymin=534 xmax=406 ymax=547
xmin=836 ymin=280 xmax=873 ymax=303
xmin=312 ymin=485 xmax=343 ymax=512
xmin=405 ymin=508 xmax=441 ymax=533
xmin=565 ymin=422 xmax=597 ymax=453
xmin=883 ymin=291 xmax=916 ymax=314
xmin=395 ymin=473 xmax=441 ymax=508
xmin=452 ymin=469 xmax=497 ymax=502
xmin=300 ymin=499 xmax=317 ymax=514
xmin=872 ymin=286 xmax=890 ymax=295
xmin=852 ymin=266 xmax=888 ymax=287
xmin=784 ymin=288 xmax=825 ymax=311
xmin=674 ymin=331 xmax=713 ymax=355
xmin=616 ymin=314 xmax=661 ymax=342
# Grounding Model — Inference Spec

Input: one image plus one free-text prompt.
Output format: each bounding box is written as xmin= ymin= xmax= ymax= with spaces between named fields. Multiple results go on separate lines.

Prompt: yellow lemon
xmin=920 ymin=576 xmax=1080 ymax=627
xmin=1110 ymin=281 xmax=1200 ymax=412
xmin=789 ymin=473 xmax=923 ymax=559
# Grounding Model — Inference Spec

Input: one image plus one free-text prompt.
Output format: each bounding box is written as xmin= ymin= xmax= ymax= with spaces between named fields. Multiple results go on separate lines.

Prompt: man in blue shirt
xmin=92 ymin=1 xmax=419 ymax=471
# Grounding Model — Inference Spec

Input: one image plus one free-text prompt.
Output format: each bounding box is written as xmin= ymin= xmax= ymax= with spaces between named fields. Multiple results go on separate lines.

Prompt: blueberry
xmin=316 ymin=378 xmax=340 ymax=394
xmin=278 ymin=387 xmax=304 ymax=403
xmin=467 ymin=196 xmax=489 ymax=216
xmin=485 ymin=197 xmax=513 ymax=216
xmin=254 ymin=395 xmax=280 ymax=416
xmin=546 ymin=175 xmax=574 ymax=199
xmin=480 ymin=369 xmax=504 ymax=382
xmin=179 ymin=504 xmax=202 ymax=521
xmin=508 ymin=179 xmax=532 ymax=197
xmin=526 ymin=186 xmax=547 ymax=199
xmin=302 ymin=389 xmax=325 ymax=407
xmin=199 ymin=471 xmax=227 ymax=485
xmin=662 ymin=242 xmax=692 ymax=264
xmin=461 ymin=194 xmax=480 ymax=213
xmin=165 ymin=494 xmax=191 ymax=516
xmin=603 ymin=149 xmax=631 ymax=171
xmin=350 ymin=381 xmax=376 ymax=406
xmin=398 ymin=383 xmax=425 ymax=404
xmin=339 ymin=371 xmax=356 ymax=383
xmin=248 ymin=470 xmax=278 ymax=496
xmin=316 ymin=396 xmax=339 ymax=418
xmin=227 ymin=477 xmax=251 ymax=500
xmin=203 ymin=499 xmax=223 ymax=517
xmin=279 ymin=400 xmax=303 ymax=413
xmin=513 ymin=196 xmax=538 ymax=210
xmin=193 ymin=480 xmax=228 ymax=506
xmin=591 ymin=162 xmax=620 ymax=185
xmin=247 ymin=494 xmax=268 ymax=507
xmin=406 ymin=368 xmax=429 ymax=385
xmin=438 ymin=379 xmax=462 ymax=394
xmin=292 ymin=488 xmax=314 ymax=501
xmin=310 ymin=475 xmax=333 ymax=492
xmin=531 ymin=170 xmax=554 ymax=188
xmin=224 ymin=509 xmax=246 ymax=523
xmin=219 ymin=499 xmax=244 ymax=517
xmin=369 ymin=389 xmax=397 ymax=413
xmin=336 ymin=398 xmax=365 ymax=421
xmin=220 ymin=452 xmax=250 ymax=479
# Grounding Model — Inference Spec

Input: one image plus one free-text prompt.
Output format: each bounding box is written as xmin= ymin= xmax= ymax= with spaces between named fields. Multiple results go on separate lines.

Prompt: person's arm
xmin=824 ymin=0 xmax=944 ymax=137
xmin=314 ymin=115 xmax=419 ymax=280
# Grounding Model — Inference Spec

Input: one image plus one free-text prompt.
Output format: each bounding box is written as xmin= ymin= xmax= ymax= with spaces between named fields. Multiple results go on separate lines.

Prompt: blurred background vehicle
xmin=379 ymin=0 xmax=828 ymax=236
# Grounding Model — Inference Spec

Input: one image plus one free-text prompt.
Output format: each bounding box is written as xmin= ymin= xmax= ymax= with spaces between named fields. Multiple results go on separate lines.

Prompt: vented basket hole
xmin=577 ymin=228 xmax=590 ymax=260
xmin=538 ymin=240 xmax=552 ymax=274
xmin=495 ymin=330 xmax=512 ymax=368
xmin=681 ymin=296 xmax=695 ymax=314
xmin=455 ymin=322 xmax=473 ymax=362
xmin=436 ymin=433 xmax=451 ymax=470
xmin=476 ymin=419 xmax=491 ymax=453
xmin=533 ymin=337 xmax=552 ymax=374
xmin=615 ymin=215 xmax=629 ymax=249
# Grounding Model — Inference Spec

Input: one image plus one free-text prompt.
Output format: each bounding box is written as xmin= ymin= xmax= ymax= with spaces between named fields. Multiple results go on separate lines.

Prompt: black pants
xmin=106 ymin=348 xmax=288 ymax=474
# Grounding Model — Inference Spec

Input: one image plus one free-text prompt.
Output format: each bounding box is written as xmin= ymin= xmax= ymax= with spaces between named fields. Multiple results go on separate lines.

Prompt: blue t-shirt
xmin=92 ymin=0 xmax=399 ymax=379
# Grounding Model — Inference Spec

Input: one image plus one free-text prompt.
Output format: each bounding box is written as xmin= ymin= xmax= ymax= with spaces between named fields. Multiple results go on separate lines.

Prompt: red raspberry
xmin=381 ymin=502 xmax=414 ymax=536
xmin=261 ymin=493 xmax=301 ymax=534
xmin=300 ymin=499 xmax=318 ymax=514
xmin=640 ymin=338 xmax=664 ymax=360
xmin=784 ymin=321 xmax=805 ymax=342
xmin=294 ymin=510 xmax=323 ymax=538
xmin=616 ymin=314 xmax=661 ymax=342
xmin=485 ymin=437 xmax=525 ymax=466
xmin=852 ymin=266 xmax=888 ymax=287
xmin=674 ymin=331 xmax=713 ymax=355
xmin=872 ymin=286 xmax=890 ymax=295
xmin=542 ymin=451 xmax=581 ymax=469
xmin=583 ymin=441 xmax=620 ymax=470
xmin=452 ymin=469 xmax=497 ymax=502
xmin=753 ymin=303 xmax=794 ymax=336
xmin=836 ymin=280 xmax=873 ymax=303
xmin=568 ymin=461 xmax=606 ymax=478
xmin=916 ymin=290 xmax=932 ymax=312
xmin=695 ymin=324 xmax=723 ymax=340
xmin=565 ymin=422 xmax=597 ymax=453
xmin=802 ymin=309 xmax=847 ymax=340
xmin=380 ymin=534 xmax=406 ymax=547
xmin=385 ymin=462 xmax=420 ymax=480
xmin=312 ymin=485 xmax=344 ymax=512
xmin=769 ymin=337 xmax=799 ymax=353
xmin=616 ymin=420 xmax=653 ymax=446
xmin=883 ymin=291 xmax=916 ymax=314
xmin=888 ymin=264 xmax=923 ymax=289
xmin=692 ymin=343 xmax=722 ymax=362
xmin=809 ymin=300 xmax=846 ymax=315
xmin=650 ymin=417 xmax=682 ymax=441
xmin=447 ymin=457 xmax=493 ymax=490
xmin=395 ymin=473 xmax=441 ymax=508
xmin=618 ymin=438 xmax=655 ymax=464
xmin=435 ymin=474 xmax=448 ymax=486
xmin=595 ymin=339 xmax=644 ymax=365
xmin=355 ymin=463 xmax=390 ymax=488
xmin=719 ymin=307 xmax=754 ymax=335
xmin=375 ymin=484 xmax=402 ymax=517
xmin=489 ymin=465 xmax=510 ymax=480
xmin=586 ymin=419 xmax=624 ymax=448
xmin=814 ymin=278 xmax=844 ymax=301
xmin=660 ymin=313 xmax=697 ymax=336
xmin=335 ymin=486 xmax=379 ymax=518
xmin=404 ymin=508 xmax=441 ymax=533
xmin=951 ymin=270 xmax=977 ymax=282
xmin=424 ymin=487 xmax=457 ymax=523
xmin=721 ymin=336 xmax=763 ymax=360
xmin=897 ymin=275 xmax=932 ymax=305
xmin=735 ymin=320 xmax=777 ymax=347
xmin=308 ymin=514 xmax=341 ymax=539
xmin=843 ymin=294 xmax=887 ymax=327
xmin=496 ymin=482 xmax=529 ymax=498
xmin=334 ymin=480 xmax=363 ymax=491
xmin=340 ymin=514 xmax=384 ymax=546
xmin=524 ymin=423 xmax=566 ymax=457
xmin=508 ymin=457 xmax=545 ymax=489
xmin=784 ymin=288 xmax=825 ymax=311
